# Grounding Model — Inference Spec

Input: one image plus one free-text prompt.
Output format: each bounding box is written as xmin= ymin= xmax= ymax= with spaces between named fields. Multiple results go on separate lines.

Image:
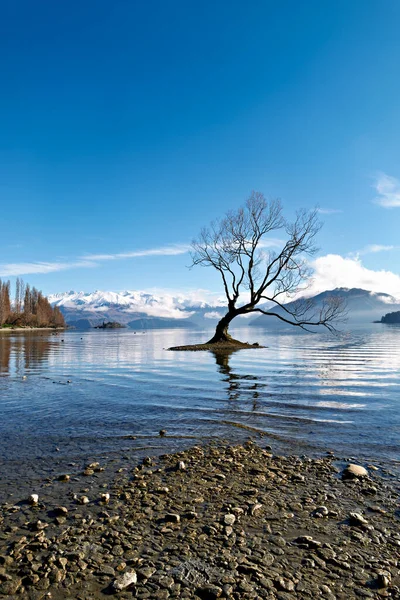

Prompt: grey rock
xmin=196 ymin=584 xmax=223 ymax=599
xmin=311 ymin=506 xmax=329 ymax=518
xmin=349 ymin=512 xmax=368 ymax=526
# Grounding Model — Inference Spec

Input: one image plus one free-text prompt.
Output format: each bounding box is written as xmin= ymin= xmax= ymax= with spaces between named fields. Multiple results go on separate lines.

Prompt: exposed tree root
xmin=168 ymin=340 xmax=265 ymax=351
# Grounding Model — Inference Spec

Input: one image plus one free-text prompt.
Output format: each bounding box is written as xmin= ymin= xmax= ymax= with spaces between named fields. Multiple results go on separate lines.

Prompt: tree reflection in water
xmin=0 ymin=334 xmax=53 ymax=375
xmin=211 ymin=349 xmax=262 ymax=411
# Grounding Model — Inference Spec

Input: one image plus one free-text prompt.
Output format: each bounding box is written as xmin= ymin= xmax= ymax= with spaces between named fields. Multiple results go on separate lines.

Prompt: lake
xmin=0 ymin=326 xmax=399 ymax=498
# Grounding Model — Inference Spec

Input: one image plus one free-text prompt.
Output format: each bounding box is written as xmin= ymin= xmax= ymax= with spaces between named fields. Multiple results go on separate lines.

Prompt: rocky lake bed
xmin=0 ymin=440 xmax=399 ymax=600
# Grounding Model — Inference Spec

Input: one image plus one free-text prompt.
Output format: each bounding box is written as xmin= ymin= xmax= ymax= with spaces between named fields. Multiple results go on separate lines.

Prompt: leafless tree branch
xmin=190 ymin=192 xmax=347 ymax=343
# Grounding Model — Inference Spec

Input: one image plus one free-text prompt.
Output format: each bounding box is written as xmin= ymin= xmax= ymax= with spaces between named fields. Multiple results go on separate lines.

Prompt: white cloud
xmin=0 ymin=260 xmax=96 ymax=277
xmin=258 ymin=238 xmax=285 ymax=249
xmin=307 ymin=254 xmax=400 ymax=298
xmin=204 ymin=311 xmax=223 ymax=319
xmin=359 ymin=244 xmax=396 ymax=255
xmin=373 ymin=172 xmax=400 ymax=208
xmin=316 ymin=208 xmax=342 ymax=215
xmin=0 ymin=244 xmax=189 ymax=277
xmin=83 ymin=244 xmax=189 ymax=261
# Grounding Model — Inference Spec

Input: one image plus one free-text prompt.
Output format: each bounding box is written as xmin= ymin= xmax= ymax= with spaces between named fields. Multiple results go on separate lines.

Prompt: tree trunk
xmin=207 ymin=311 xmax=238 ymax=344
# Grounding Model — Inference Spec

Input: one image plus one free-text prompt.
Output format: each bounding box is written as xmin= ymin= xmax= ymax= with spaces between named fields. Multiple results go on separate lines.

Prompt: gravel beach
xmin=0 ymin=441 xmax=399 ymax=599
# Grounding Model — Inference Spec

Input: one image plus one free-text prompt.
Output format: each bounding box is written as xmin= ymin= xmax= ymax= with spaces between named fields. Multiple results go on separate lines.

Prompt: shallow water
xmin=0 ymin=325 xmax=399 ymax=495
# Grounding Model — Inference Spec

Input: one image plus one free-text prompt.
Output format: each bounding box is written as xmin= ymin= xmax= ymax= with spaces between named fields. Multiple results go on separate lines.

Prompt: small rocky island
xmin=94 ymin=321 xmax=126 ymax=329
xmin=380 ymin=311 xmax=400 ymax=324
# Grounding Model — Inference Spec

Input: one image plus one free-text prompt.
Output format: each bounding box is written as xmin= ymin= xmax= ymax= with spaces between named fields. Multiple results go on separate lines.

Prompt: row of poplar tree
xmin=0 ymin=278 xmax=65 ymax=328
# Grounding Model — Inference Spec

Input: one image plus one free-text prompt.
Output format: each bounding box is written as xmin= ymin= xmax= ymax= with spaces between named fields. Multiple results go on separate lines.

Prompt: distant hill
xmin=249 ymin=288 xmax=400 ymax=330
xmin=380 ymin=310 xmax=400 ymax=324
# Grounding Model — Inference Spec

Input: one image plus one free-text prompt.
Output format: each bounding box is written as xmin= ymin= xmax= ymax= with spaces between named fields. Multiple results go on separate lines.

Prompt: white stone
xmin=312 ymin=506 xmax=329 ymax=518
xmin=250 ymin=503 xmax=263 ymax=515
xmin=224 ymin=513 xmax=236 ymax=526
xmin=29 ymin=494 xmax=39 ymax=505
xmin=343 ymin=464 xmax=368 ymax=479
xmin=112 ymin=571 xmax=137 ymax=591
xmin=349 ymin=512 xmax=368 ymax=525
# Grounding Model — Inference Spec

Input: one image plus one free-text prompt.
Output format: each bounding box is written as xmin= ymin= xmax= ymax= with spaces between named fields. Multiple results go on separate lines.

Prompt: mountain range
xmin=49 ymin=288 xmax=400 ymax=330
xmin=249 ymin=287 xmax=400 ymax=330
xmin=48 ymin=290 xmax=228 ymax=329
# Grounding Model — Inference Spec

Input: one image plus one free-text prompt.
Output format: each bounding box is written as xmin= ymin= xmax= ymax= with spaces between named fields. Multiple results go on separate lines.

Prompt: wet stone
xmin=342 ymin=464 xmax=368 ymax=480
xmin=0 ymin=442 xmax=398 ymax=600
xmin=0 ymin=578 xmax=22 ymax=595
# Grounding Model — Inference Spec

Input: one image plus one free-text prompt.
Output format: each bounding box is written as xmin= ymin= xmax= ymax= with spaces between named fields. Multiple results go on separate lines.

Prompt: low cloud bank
xmin=308 ymin=254 xmax=400 ymax=299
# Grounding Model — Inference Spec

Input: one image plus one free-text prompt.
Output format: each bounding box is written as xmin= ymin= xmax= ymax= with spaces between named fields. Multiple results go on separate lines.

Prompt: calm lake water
xmin=0 ymin=326 xmax=399 ymax=494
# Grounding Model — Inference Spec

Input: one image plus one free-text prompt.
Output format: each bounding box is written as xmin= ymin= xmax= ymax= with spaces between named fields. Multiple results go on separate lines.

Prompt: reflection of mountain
xmin=250 ymin=288 xmax=400 ymax=330
xmin=127 ymin=317 xmax=197 ymax=330
xmin=66 ymin=315 xmax=199 ymax=330
xmin=0 ymin=334 xmax=53 ymax=374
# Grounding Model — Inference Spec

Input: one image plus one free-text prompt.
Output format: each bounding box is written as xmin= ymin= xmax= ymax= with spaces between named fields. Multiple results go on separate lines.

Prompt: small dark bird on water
xmin=159 ymin=429 xmax=166 ymax=437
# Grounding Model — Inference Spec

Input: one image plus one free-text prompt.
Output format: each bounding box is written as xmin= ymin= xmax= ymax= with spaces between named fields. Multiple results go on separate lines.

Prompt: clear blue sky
xmin=1 ymin=0 xmax=400 ymax=297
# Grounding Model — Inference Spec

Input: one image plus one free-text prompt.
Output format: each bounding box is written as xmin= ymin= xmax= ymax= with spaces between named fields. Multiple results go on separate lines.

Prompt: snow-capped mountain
xmin=49 ymin=289 xmax=228 ymax=329
xmin=49 ymin=287 xmax=400 ymax=330
xmin=250 ymin=287 xmax=400 ymax=330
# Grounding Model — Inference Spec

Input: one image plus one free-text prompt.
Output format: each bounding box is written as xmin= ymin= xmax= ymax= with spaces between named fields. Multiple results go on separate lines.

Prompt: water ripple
xmin=0 ymin=326 xmax=399 ymax=473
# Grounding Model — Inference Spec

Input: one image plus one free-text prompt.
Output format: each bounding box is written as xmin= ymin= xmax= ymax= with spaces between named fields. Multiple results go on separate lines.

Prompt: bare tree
xmin=0 ymin=279 xmax=11 ymax=326
xmin=191 ymin=192 xmax=346 ymax=344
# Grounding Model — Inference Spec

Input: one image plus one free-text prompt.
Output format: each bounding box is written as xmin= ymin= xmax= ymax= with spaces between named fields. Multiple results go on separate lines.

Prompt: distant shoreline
xmin=0 ymin=326 xmax=65 ymax=334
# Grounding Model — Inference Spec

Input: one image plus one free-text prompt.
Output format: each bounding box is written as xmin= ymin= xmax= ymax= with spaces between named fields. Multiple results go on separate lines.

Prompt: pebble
xmin=349 ymin=512 xmax=369 ymax=526
xmin=311 ymin=505 xmax=329 ymax=518
xmin=165 ymin=513 xmax=180 ymax=523
xmin=223 ymin=513 xmax=236 ymax=526
xmin=342 ymin=464 xmax=368 ymax=479
xmin=112 ymin=570 xmax=137 ymax=591
xmin=292 ymin=535 xmax=321 ymax=548
xmin=196 ymin=584 xmax=223 ymax=599
xmin=0 ymin=442 xmax=398 ymax=600
xmin=29 ymin=493 xmax=39 ymax=505
xmin=377 ymin=571 xmax=391 ymax=588
xmin=54 ymin=506 xmax=68 ymax=515
xmin=0 ymin=578 xmax=22 ymax=595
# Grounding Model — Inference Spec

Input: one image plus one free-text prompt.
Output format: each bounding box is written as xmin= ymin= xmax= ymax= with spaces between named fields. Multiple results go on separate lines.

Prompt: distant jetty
xmin=93 ymin=321 xmax=126 ymax=329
